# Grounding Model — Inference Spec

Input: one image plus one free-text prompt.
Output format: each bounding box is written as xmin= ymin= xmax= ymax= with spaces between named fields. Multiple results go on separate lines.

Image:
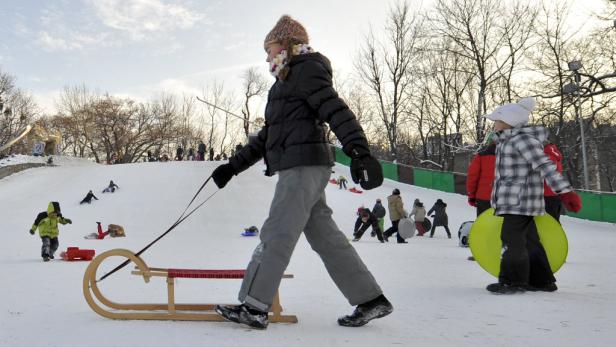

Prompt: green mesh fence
xmin=413 ymin=168 xmax=454 ymax=193
xmin=334 ymin=147 xmax=351 ymax=166
xmin=432 ymin=171 xmax=455 ymax=193
xmin=380 ymin=161 xmax=399 ymax=181
xmin=413 ymin=168 xmax=432 ymax=188
xmin=567 ymin=191 xmax=616 ymax=223
xmin=600 ymin=194 xmax=616 ymax=223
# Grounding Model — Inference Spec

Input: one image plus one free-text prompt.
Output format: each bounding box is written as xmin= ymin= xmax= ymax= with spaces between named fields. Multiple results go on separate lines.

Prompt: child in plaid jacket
xmin=484 ymin=97 xmax=582 ymax=294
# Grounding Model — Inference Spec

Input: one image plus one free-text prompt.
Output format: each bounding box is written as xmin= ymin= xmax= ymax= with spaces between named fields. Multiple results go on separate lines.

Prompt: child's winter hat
xmin=392 ymin=189 xmax=400 ymax=195
xmin=47 ymin=202 xmax=61 ymax=214
xmin=485 ymin=97 xmax=536 ymax=127
xmin=264 ymin=15 xmax=309 ymax=48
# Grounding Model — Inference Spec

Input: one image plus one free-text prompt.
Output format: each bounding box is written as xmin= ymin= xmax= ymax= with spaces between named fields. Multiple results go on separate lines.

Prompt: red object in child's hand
xmin=560 ymin=191 xmax=582 ymax=213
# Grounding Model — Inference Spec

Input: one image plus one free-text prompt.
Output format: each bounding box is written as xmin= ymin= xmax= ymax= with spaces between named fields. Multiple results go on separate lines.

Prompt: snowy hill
xmin=1 ymin=158 xmax=615 ymax=347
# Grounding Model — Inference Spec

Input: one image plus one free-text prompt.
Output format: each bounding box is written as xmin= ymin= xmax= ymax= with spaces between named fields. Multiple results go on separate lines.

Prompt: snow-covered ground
xmin=1 ymin=158 xmax=615 ymax=347
xmin=0 ymin=154 xmax=48 ymax=167
xmin=0 ymin=154 xmax=90 ymax=168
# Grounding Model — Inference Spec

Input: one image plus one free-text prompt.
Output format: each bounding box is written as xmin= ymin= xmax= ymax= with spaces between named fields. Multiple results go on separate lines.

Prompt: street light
xmin=567 ymin=60 xmax=582 ymax=71
xmin=564 ymin=59 xmax=589 ymax=190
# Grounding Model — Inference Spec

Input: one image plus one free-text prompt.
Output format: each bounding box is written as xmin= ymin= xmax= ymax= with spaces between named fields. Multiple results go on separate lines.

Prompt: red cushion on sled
xmin=167 ymin=269 xmax=246 ymax=279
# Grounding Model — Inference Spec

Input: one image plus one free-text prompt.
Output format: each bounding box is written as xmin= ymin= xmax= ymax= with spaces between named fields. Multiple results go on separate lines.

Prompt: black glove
xmin=65 ymin=218 xmax=72 ymax=224
xmin=29 ymin=229 xmax=35 ymax=235
xmin=349 ymin=150 xmax=383 ymax=190
xmin=212 ymin=163 xmax=236 ymax=189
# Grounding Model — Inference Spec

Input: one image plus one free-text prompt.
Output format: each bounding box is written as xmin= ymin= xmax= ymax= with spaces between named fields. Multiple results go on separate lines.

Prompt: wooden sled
xmin=83 ymin=249 xmax=298 ymax=323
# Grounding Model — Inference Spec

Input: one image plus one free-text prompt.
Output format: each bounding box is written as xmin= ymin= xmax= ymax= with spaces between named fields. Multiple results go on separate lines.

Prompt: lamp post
xmin=565 ymin=60 xmax=589 ymax=190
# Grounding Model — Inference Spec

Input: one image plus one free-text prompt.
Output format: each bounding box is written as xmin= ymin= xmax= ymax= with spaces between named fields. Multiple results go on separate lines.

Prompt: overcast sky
xmin=0 ymin=0 xmax=610 ymax=114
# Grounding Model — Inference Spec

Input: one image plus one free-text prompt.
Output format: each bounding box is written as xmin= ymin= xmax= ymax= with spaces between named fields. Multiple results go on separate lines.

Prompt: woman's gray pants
xmin=238 ymin=166 xmax=383 ymax=311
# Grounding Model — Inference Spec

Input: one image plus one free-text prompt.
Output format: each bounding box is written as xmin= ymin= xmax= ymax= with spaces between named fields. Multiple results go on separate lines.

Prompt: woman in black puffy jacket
xmin=212 ymin=15 xmax=392 ymax=329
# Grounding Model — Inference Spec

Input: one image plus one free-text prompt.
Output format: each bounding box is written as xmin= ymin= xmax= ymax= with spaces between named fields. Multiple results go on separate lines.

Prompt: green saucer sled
xmin=469 ymin=208 xmax=568 ymax=277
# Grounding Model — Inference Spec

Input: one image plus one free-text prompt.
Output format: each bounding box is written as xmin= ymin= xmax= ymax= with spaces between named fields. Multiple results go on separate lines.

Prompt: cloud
xmin=32 ymin=88 xmax=62 ymax=115
xmin=37 ymin=31 xmax=84 ymax=52
xmin=36 ymin=31 xmax=110 ymax=52
xmin=155 ymin=77 xmax=202 ymax=96
xmin=90 ymin=0 xmax=206 ymax=40
xmin=33 ymin=5 xmax=112 ymax=52
xmin=223 ymin=41 xmax=247 ymax=51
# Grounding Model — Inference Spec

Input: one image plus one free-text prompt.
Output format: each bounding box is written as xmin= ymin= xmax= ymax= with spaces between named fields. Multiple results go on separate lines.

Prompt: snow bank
xmin=0 ymin=160 xmax=614 ymax=347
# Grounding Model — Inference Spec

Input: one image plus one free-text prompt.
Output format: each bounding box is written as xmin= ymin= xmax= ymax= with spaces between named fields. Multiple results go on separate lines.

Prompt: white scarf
xmin=269 ymin=43 xmax=315 ymax=77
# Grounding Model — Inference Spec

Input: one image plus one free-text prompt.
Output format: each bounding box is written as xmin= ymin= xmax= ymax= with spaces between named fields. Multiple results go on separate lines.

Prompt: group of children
xmin=24 ymin=12 xmax=586 ymax=331
xmin=29 ymin=179 xmax=121 ymax=261
xmin=80 ymin=180 xmax=119 ymax=204
xmin=352 ymin=191 xmax=452 ymax=243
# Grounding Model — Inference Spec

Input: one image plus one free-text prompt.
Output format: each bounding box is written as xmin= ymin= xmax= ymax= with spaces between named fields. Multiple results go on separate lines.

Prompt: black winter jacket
xmin=229 ymin=53 xmax=370 ymax=176
xmin=354 ymin=209 xmax=380 ymax=233
xmin=372 ymin=202 xmax=386 ymax=219
xmin=428 ymin=200 xmax=449 ymax=227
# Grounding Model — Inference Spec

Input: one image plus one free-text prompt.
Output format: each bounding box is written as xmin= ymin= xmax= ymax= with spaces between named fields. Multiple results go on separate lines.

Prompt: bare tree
xmin=355 ymin=1 xmax=422 ymax=160
xmin=430 ymin=0 xmax=533 ymax=143
xmin=198 ymin=82 xmax=241 ymax=158
xmin=56 ymin=85 xmax=101 ymax=161
xmin=0 ymin=69 xmax=38 ymax=150
xmin=240 ymin=67 xmax=268 ymax=136
xmin=336 ymin=73 xmax=379 ymax=145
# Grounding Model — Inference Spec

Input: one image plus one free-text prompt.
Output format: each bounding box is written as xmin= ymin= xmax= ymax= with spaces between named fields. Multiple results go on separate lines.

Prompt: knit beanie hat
xmin=264 ymin=15 xmax=309 ymax=48
xmin=485 ymin=97 xmax=536 ymax=127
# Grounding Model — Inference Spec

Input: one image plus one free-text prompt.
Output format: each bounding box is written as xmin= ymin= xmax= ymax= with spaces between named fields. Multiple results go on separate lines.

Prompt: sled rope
xmin=196 ymin=96 xmax=257 ymax=125
xmin=98 ymin=175 xmax=216 ymax=282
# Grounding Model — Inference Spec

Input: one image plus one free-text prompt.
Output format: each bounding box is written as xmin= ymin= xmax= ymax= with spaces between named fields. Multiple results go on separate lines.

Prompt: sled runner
xmin=83 ymin=249 xmax=298 ymax=323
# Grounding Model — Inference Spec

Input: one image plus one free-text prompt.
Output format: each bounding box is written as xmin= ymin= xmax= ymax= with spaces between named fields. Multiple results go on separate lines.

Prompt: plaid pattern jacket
xmin=491 ymin=126 xmax=572 ymax=216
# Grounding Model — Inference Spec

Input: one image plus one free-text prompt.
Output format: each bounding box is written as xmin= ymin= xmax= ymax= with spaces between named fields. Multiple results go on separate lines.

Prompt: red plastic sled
xmin=60 ymin=247 xmax=95 ymax=261
xmin=329 ymin=178 xmax=338 ymax=185
xmin=349 ymin=187 xmax=363 ymax=194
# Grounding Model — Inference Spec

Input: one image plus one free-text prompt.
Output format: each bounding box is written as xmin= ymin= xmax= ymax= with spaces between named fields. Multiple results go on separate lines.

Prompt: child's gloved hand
xmin=65 ymin=218 xmax=72 ymax=224
xmin=29 ymin=229 xmax=35 ymax=235
xmin=468 ymin=197 xmax=477 ymax=207
xmin=560 ymin=191 xmax=582 ymax=213
xmin=212 ymin=163 xmax=236 ymax=189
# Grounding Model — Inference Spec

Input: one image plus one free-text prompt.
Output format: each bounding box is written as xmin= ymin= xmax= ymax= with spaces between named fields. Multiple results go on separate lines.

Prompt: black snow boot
xmin=527 ymin=282 xmax=558 ymax=292
xmin=215 ymin=304 xmax=268 ymax=329
xmin=338 ymin=294 xmax=393 ymax=327
xmin=486 ymin=283 xmax=526 ymax=294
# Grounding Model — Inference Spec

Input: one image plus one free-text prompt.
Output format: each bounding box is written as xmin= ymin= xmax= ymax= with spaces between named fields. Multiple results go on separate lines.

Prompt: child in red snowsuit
xmin=96 ymin=222 xmax=109 ymax=239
